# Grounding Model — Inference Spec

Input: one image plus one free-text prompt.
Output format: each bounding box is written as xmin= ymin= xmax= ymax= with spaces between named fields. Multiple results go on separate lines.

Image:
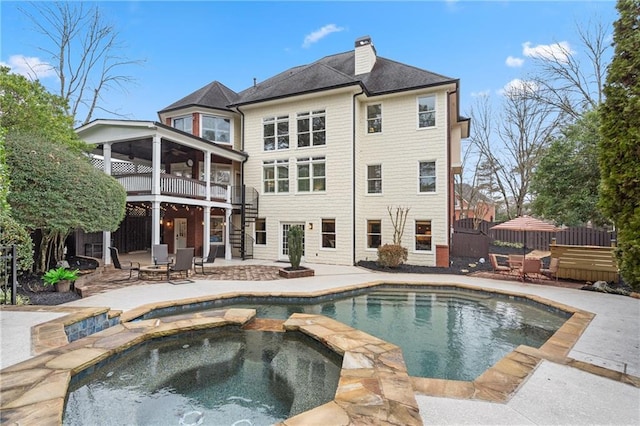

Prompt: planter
xmin=278 ymin=267 xmax=315 ymax=279
xmin=54 ymin=280 xmax=72 ymax=292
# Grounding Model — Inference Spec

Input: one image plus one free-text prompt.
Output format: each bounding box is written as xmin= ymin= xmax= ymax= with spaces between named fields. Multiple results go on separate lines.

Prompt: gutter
xmin=353 ymin=88 xmax=365 ymax=265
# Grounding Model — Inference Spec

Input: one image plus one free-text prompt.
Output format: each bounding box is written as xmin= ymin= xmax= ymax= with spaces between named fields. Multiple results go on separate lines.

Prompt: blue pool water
xmin=213 ymin=288 xmax=568 ymax=381
xmin=64 ymin=329 xmax=341 ymax=425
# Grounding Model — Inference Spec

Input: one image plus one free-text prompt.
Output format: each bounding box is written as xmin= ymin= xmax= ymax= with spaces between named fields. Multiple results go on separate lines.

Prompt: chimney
xmin=354 ymin=36 xmax=376 ymax=75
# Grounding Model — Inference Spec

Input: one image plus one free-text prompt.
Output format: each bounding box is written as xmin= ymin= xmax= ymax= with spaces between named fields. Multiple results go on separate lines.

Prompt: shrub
xmin=377 ymin=244 xmax=408 ymax=268
xmin=42 ymin=267 xmax=79 ymax=286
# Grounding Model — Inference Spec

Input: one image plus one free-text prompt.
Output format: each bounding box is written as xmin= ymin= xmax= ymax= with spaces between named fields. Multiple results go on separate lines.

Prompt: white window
xmin=367 ymin=104 xmax=382 ymax=133
xmin=263 ymin=160 xmax=289 ymax=193
xmin=367 ymin=164 xmax=382 ymax=194
xmin=202 ymin=115 xmax=231 ymax=143
xmin=418 ymin=161 xmax=436 ymax=193
xmin=255 ymin=218 xmax=266 ymax=245
xmin=367 ymin=220 xmax=382 ymax=249
xmin=297 ymin=156 xmax=326 ymax=192
xmin=415 ymin=220 xmax=432 ymax=251
xmin=297 ymin=110 xmax=326 ymax=147
xmin=173 ymin=115 xmax=193 ymax=134
xmin=418 ymin=95 xmax=436 ymax=128
xmin=263 ymin=116 xmax=289 ymax=151
xmin=321 ymin=219 xmax=336 ymax=248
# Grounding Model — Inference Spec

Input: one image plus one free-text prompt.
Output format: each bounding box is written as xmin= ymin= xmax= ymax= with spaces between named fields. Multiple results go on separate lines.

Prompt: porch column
xmin=204 ymin=151 xmax=211 ymax=201
xmin=103 ymin=144 xmax=112 ymax=264
xmin=152 ymin=201 xmax=161 ymax=247
xmin=203 ymin=206 xmax=211 ymax=257
xmin=152 ymin=135 xmax=161 ymax=195
xmin=225 ymin=207 xmax=232 ymax=260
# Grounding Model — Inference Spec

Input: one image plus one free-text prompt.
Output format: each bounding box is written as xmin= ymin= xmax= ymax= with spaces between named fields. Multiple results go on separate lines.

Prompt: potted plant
xmin=279 ymin=225 xmax=314 ymax=278
xmin=43 ymin=267 xmax=79 ymax=292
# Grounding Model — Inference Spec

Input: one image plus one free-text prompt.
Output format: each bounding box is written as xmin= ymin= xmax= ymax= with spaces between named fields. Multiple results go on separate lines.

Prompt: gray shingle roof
xmin=160 ymin=49 xmax=457 ymax=112
xmin=159 ymin=81 xmax=239 ymax=114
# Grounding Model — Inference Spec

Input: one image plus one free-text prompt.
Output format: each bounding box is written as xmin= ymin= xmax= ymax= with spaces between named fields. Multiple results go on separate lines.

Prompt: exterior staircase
xmin=230 ymin=186 xmax=259 ymax=260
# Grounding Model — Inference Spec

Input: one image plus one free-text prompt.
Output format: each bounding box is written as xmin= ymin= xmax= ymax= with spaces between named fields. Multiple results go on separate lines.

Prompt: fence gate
xmin=0 ymin=245 xmax=18 ymax=305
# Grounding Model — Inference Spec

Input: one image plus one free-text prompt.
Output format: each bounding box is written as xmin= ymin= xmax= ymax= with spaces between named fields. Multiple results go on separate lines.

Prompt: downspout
xmin=446 ymin=87 xmax=455 ymax=265
xmin=352 ymin=88 xmax=364 ymax=265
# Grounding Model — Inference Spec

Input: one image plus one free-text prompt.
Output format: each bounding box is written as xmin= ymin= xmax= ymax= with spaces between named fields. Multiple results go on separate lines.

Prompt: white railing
xmin=114 ymin=173 xmax=227 ymax=200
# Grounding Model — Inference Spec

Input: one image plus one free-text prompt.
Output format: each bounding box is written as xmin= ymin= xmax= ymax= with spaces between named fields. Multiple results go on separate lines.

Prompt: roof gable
xmin=159 ymin=81 xmax=238 ymax=114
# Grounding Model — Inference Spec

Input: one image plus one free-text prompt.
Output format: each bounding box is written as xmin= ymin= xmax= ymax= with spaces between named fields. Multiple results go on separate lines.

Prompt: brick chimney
xmin=354 ymin=36 xmax=376 ymax=75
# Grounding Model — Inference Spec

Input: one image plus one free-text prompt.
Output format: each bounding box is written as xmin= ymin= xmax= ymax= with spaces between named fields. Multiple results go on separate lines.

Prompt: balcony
xmin=114 ymin=173 xmax=228 ymax=201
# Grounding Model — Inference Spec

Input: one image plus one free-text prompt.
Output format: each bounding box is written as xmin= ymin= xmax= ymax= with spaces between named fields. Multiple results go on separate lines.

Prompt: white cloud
xmin=471 ymin=90 xmax=491 ymax=98
xmin=302 ymin=24 xmax=345 ymax=48
xmin=0 ymin=55 xmax=56 ymax=80
xmin=522 ymin=41 xmax=574 ymax=63
xmin=505 ymin=56 xmax=524 ymax=68
xmin=498 ymin=78 xmax=538 ymax=96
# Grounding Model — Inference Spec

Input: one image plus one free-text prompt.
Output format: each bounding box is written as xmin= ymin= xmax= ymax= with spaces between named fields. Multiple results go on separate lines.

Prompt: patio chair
xmin=153 ymin=244 xmax=173 ymax=266
xmin=508 ymin=254 xmax=525 ymax=270
xmin=519 ymin=258 xmax=542 ymax=282
xmin=167 ymin=248 xmax=194 ymax=284
xmin=541 ymin=257 xmax=560 ymax=281
xmin=108 ymin=246 xmax=140 ymax=280
xmin=489 ymin=254 xmax=510 ymax=273
xmin=194 ymin=244 xmax=218 ymax=275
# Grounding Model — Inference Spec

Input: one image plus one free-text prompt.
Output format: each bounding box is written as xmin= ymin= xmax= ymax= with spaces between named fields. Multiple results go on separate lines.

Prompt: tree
xmin=387 ymin=206 xmax=410 ymax=245
xmin=599 ymin=0 xmax=640 ymax=289
xmin=19 ymin=2 xmax=143 ymax=124
xmin=531 ymin=110 xmax=605 ymax=226
xmin=527 ymin=17 xmax=611 ymax=119
xmin=0 ymin=66 xmax=85 ymax=151
xmin=469 ymin=90 xmax=561 ymax=219
xmin=6 ymin=132 xmax=126 ymax=272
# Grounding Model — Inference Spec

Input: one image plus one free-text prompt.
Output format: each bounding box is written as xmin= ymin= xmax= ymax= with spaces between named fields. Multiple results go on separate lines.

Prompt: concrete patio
xmin=1 ymin=260 xmax=638 ymax=425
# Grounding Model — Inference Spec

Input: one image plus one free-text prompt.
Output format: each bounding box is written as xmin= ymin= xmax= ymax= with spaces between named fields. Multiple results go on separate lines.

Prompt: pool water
xmin=64 ymin=329 xmax=341 ymax=426
xmin=223 ymin=289 xmax=568 ymax=381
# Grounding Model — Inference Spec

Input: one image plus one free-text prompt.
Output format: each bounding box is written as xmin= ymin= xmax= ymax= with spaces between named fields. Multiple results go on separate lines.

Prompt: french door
xmin=280 ymin=223 xmax=305 ymax=261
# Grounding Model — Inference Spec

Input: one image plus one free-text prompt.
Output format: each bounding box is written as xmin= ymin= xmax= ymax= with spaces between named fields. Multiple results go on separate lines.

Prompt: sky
xmin=1 ymin=0 xmax=618 ymax=123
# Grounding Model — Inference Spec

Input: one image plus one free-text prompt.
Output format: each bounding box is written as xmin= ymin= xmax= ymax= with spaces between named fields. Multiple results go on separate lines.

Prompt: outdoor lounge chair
xmin=541 ymin=257 xmax=560 ymax=281
xmin=194 ymin=244 xmax=218 ymax=275
xmin=519 ymin=258 xmax=542 ymax=282
xmin=167 ymin=248 xmax=194 ymax=284
xmin=489 ymin=254 xmax=511 ymax=273
xmin=108 ymin=246 xmax=140 ymax=280
xmin=153 ymin=244 xmax=173 ymax=266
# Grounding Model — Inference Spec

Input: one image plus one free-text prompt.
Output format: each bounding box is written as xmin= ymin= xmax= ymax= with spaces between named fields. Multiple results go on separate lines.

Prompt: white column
xmin=103 ymin=144 xmax=112 ymax=264
xmin=204 ymin=150 xmax=211 ymax=201
xmin=152 ymin=200 xmax=161 ymax=246
xmin=152 ymin=135 xmax=161 ymax=195
xmin=203 ymin=206 xmax=211 ymax=257
xmin=225 ymin=207 xmax=232 ymax=260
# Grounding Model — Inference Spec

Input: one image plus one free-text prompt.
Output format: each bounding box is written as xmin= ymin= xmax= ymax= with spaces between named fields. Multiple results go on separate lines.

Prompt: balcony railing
xmin=114 ymin=173 xmax=228 ymax=201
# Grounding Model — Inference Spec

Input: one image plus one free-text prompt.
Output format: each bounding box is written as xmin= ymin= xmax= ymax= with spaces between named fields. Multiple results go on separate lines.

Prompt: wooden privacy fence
xmin=550 ymin=244 xmax=619 ymax=282
xmin=451 ymin=229 xmax=490 ymax=259
xmin=454 ymin=219 xmax=616 ymax=251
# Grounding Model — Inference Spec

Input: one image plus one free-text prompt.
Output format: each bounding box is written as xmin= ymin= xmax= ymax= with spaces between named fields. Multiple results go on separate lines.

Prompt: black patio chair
xmin=194 ymin=245 xmax=219 ymax=275
xmin=108 ymin=246 xmax=140 ymax=280
xmin=167 ymin=248 xmax=194 ymax=284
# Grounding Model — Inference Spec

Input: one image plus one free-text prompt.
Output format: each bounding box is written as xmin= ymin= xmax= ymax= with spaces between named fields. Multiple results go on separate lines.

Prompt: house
xmin=454 ymin=183 xmax=495 ymax=222
xmin=76 ymin=36 xmax=469 ymax=267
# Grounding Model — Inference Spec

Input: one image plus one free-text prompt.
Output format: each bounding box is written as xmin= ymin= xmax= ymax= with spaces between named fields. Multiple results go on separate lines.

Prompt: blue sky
xmin=1 ymin=1 xmax=618 ymax=122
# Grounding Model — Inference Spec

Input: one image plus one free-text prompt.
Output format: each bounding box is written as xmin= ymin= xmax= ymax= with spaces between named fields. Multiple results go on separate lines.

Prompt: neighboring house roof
xmin=159 ymin=81 xmax=239 ymax=114
xmin=159 ymin=49 xmax=458 ymax=112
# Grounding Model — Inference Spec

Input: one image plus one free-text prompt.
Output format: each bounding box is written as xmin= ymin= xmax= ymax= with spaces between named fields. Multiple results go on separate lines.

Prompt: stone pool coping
xmin=2 ymin=281 xmax=639 ymax=424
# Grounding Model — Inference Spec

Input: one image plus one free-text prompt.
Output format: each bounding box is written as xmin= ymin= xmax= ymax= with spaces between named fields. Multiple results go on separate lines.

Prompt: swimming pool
xmin=64 ymin=328 xmax=342 ymax=425
xmin=141 ymin=287 xmax=569 ymax=381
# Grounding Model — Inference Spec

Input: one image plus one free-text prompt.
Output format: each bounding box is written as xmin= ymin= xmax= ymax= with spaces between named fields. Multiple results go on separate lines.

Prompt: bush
xmin=287 ymin=225 xmax=304 ymax=270
xmin=0 ymin=210 xmax=33 ymax=273
xmin=377 ymin=244 xmax=408 ymax=268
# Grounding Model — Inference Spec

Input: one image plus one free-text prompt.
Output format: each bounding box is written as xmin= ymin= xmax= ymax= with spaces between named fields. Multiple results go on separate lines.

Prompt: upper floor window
xmin=297 ymin=110 xmax=326 ymax=147
xmin=367 ymin=104 xmax=382 ymax=133
xmin=263 ymin=160 xmax=289 ymax=193
xmin=202 ymin=115 xmax=231 ymax=143
xmin=367 ymin=164 xmax=382 ymax=194
xmin=173 ymin=116 xmax=193 ymax=134
xmin=297 ymin=156 xmax=326 ymax=192
xmin=418 ymin=161 xmax=436 ymax=193
xmin=418 ymin=95 xmax=436 ymax=128
xmin=264 ymin=116 xmax=289 ymax=151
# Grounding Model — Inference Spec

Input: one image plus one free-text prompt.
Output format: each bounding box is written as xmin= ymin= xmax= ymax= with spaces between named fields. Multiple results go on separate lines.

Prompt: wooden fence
xmin=453 ymin=219 xmax=616 ymax=251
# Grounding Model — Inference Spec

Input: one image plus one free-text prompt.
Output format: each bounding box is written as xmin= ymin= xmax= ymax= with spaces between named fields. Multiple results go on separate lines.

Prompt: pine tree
xmin=599 ymin=0 xmax=640 ymax=289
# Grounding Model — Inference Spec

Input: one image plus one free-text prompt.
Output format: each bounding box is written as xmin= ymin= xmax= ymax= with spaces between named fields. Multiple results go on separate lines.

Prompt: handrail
xmin=114 ymin=173 xmax=227 ymax=200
